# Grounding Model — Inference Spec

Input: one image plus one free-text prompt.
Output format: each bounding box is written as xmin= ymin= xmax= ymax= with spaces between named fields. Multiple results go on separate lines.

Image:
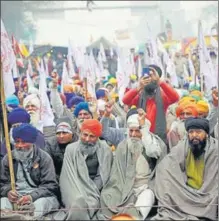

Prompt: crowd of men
xmin=0 ymin=47 xmax=218 ymax=220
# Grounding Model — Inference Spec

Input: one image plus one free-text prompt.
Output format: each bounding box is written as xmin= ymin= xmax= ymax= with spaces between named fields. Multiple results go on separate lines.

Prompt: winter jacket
xmin=0 ymin=146 xmax=59 ymax=202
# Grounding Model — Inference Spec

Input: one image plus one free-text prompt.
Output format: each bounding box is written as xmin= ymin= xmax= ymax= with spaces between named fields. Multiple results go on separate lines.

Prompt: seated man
xmin=60 ymin=119 xmax=113 ymax=220
xmin=44 ymin=116 xmax=78 ymax=178
xmin=0 ymin=123 xmax=59 ymax=218
xmin=151 ymin=118 xmax=218 ymax=220
xmin=96 ymin=109 xmax=166 ymax=220
xmin=1 ymin=108 xmax=45 ymax=161
xmin=168 ymin=102 xmax=198 ymax=149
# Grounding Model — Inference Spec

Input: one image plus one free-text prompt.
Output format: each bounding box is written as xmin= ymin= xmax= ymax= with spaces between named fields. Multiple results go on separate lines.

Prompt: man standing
xmin=0 ymin=123 xmax=59 ymax=218
xmin=60 ymin=119 xmax=113 ymax=220
xmin=151 ymin=118 xmax=218 ymax=220
xmin=122 ymin=65 xmax=179 ymax=143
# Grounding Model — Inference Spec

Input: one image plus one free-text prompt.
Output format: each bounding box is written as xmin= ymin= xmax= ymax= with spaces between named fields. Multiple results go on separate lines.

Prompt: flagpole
xmin=0 ymin=63 xmax=17 ymax=210
xmin=84 ymin=77 xmax=88 ymax=101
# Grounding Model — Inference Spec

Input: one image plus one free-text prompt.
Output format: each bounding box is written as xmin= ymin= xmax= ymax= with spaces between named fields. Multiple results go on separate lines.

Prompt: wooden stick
xmin=84 ymin=77 xmax=88 ymax=101
xmin=0 ymin=63 xmax=17 ymax=210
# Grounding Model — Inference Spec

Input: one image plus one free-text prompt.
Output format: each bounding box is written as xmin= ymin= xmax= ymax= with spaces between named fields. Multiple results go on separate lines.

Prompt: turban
xmin=176 ymin=103 xmax=198 ymax=118
xmin=190 ymin=90 xmax=203 ymax=98
xmin=74 ymin=102 xmax=92 ymax=118
xmin=108 ymin=78 xmax=117 ymax=85
xmin=28 ymin=87 xmax=39 ymax=95
xmin=148 ymin=64 xmax=162 ymax=78
xmin=8 ymin=108 xmax=30 ymax=125
xmin=190 ymin=94 xmax=201 ymax=102
xmin=185 ymin=117 xmax=209 ymax=134
xmin=6 ymin=95 xmax=19 ymax=107
xmin=130 ymin=74 xmax=137 ymax=80
xmin=126 ymin=107 xmax=138 ymax=121
xmin=64 ymin=93 xmax=75 ymax=107
xmin=63 ymin=84 xmax=74 ymax=93
xmin=68 ymin=96 xmax=84 ymax=109
xmin=196 ymin=100 xmax=209 ymax=114
xmin=12 ymin=123 xmax=38 ymax=143
xmin=80 ymin=119 xmax=102 ymax=137
xmin=178 ymin=96 xmax=196 ymax=105
xmin=96 ymin=89 xmax=106 ymax=100
xmin=23 ymin=94 xmax=40 ymax=109
xmin=189 ymin=83 xmax=201 ymax=91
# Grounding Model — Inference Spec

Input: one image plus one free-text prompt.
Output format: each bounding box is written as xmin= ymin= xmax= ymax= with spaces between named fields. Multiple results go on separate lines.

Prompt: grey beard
xmin=127 ymin=137 xmax=143 ymax=158
xmin=13 ymin=146 xmax=34 ymax=162
xmin=79 ymin=140 xmax=98 ymax=157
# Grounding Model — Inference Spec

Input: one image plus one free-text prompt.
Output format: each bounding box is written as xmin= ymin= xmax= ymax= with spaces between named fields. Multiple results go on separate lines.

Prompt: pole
xmin=84 ymin=77 xmax=88 ymax=101
xmin=0 ymin=63 xmax=17 ymax=210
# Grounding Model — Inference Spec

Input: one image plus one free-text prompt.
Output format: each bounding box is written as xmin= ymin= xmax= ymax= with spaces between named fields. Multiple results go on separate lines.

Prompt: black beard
xmin=188 ymin=138 xmax=206 ymax=159
xmin=144 ymin=81 xmax=158 ymax=94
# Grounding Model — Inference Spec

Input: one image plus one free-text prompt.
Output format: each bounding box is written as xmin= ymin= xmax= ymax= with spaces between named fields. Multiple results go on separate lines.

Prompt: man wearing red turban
xmin=59 ymin=119 xmax=113 ymax=220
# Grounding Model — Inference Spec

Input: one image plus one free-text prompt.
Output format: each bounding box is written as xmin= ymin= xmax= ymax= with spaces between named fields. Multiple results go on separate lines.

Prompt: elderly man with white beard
xmin=23 ymin=94 xmax=56 ymax=146
xmin=59 ymin=119 xmax=113 ymax=220
xmin=95 ymin=108 xmax=167 ymax=220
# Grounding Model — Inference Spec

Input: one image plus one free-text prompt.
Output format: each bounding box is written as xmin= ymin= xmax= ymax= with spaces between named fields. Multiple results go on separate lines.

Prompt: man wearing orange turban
xmin=59 ymin=119 xmax=113 ymax=220
xmin=168 ymin=103 xmax=198 ymax=149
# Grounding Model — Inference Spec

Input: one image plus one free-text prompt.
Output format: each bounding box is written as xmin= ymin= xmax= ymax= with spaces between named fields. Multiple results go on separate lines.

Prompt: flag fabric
xmin=166 ymin=53 xmax=179 ymax=88
xmin=39 ymin=62 xmax=55 ymax=129
xmin=29 ymin=38 xmax=34 ymax=55
xmin=146 ymin=22 xmax=164 ymax=75
xmin=198 ymin=21 xmax=217 ymax=92
xmin=100 ymin=43 xmax=107 ymax=62
xmin=137 ymin=56 xmax=142 ymax=79
xmin=26 ymin=60 xmax=34 ymax=90
xmin=1 ymin=19 xmax=16 ymax=97
xmin=61 ymin=62 xmax=70 ymax=94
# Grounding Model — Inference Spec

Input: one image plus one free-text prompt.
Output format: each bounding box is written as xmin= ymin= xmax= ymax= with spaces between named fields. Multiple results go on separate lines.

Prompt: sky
xmin=35 ymin=1 xmax=218 ymax=46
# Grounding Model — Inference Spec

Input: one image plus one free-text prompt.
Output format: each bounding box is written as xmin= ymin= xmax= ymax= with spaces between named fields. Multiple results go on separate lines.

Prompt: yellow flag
xmin=19 ymin=43 xmax=30 ymax=57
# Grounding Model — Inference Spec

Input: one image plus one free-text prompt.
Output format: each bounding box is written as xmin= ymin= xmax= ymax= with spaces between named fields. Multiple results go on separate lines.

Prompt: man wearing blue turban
xmin=0 ymin=123 xmax=59 ymax=218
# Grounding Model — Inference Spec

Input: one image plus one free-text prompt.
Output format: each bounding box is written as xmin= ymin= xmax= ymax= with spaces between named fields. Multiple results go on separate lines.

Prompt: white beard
xmin=29 ymin=111 xmax=40 ymax=128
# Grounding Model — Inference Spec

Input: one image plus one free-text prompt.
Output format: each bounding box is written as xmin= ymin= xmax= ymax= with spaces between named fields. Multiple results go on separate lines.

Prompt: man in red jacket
xmin=122 ymin=65 xmax=179 ymax=144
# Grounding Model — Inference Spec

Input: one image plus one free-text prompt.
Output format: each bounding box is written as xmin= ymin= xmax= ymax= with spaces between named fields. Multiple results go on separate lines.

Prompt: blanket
xmin=151 ymin=137 xmax=218 ymax=220
xmin=60 ymin=140 xmax=113 ymax=220
xmin=95 ymin=137 xmax=166 ymax=220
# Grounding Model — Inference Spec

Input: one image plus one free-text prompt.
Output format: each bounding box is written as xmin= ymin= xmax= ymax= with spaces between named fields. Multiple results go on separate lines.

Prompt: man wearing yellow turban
xmin=196 ymin=100 xmax=209 ymax=118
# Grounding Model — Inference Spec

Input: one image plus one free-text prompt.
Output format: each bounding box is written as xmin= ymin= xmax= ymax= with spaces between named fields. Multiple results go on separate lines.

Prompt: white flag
xmin=61 ymin=62 xmax=70 ymax=94
xmin=137 ymin=56 xmax=142 ymax=79
xmin=146 ymin=22 xmax=164 ymax=75
xmin=100 ymin=43 xmax=107 ymax=62
xmin=26 ymin=60 xmax=34 ymax=90
xmin=166 ymin=54 xmax=179 ymax=88
xmin=198 ymin=21 xmax=217 ymax=92
xmin=39 ymin=63 xmax=55 ymax=128
xmin=1 ymin=19 xmax=16 ymax=96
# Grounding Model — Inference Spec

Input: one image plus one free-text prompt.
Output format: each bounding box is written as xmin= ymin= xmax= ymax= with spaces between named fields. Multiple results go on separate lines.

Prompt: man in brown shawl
xmin=151 ymin=117 xmax=218 ymax=220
